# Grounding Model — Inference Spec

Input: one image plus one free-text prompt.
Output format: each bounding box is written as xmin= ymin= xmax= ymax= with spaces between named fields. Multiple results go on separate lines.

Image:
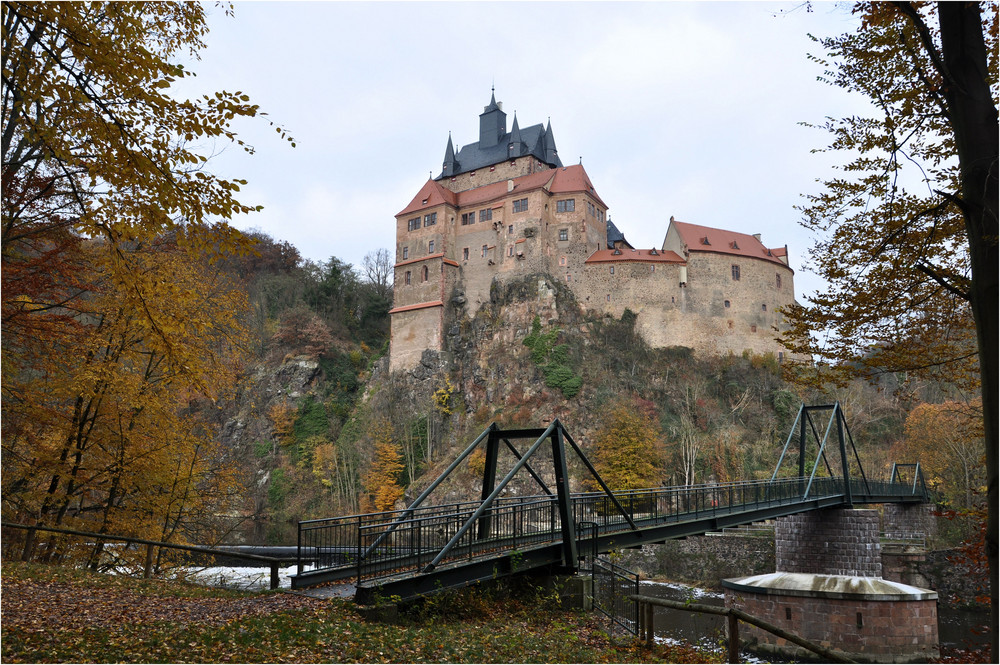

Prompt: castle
xmin=389 ymin=93 xmax=797 ymax=372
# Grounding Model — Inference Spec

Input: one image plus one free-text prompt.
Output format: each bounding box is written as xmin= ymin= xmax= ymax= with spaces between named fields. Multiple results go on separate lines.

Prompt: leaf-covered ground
xmin=2 ymin=562 xmax=721 ymax=663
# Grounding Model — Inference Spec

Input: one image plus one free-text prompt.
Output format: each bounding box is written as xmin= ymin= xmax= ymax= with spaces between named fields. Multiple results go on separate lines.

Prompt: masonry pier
xmin=723 ymin=507 xmax=940 ymax=663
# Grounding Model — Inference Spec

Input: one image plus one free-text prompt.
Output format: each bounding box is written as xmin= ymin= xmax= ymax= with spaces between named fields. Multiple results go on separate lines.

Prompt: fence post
xmin=270 ymin=562 xmax=280 ymax=590
xmin=727 ymin=612 xmax=740 ymax=663
xmin=645 ymin=602 xmax=655 ymax=643
xmin=143 ymin=543 xmax=155 ymax=579
xmin=21 ymin=526 xmax=36 ymax=562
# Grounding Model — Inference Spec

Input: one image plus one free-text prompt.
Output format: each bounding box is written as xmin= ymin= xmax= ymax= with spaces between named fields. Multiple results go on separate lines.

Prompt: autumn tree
xmin=899 ymin=400 xmax=985 ymax=510
xmin=2 ymin=2 xmax=288 ymax=556
xmin=781 ymin=2 xmax=997 ymax=636
xmin=1 ymin=238 xmax=250 ymax=560
xmin=361 ymin=419 xmax=404 ymax=512
xmin=589 ymin=400 xmax=665 ymax=491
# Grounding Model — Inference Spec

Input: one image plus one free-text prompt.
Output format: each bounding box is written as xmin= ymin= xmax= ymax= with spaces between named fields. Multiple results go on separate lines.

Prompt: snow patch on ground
xmin=639 ymin=579 xmax=724 ymax=600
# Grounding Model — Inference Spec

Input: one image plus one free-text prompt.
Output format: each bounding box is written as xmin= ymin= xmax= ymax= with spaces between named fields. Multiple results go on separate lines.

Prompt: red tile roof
xmin=585 ymin=248 xmax=685 ymax=264
xmin=388 ymin=300 xmax=444 ymax=315
xmin=397 ymin=164 xmax=605 ymax=216
xmin=671 ymin=221 xmax=788 ymax=267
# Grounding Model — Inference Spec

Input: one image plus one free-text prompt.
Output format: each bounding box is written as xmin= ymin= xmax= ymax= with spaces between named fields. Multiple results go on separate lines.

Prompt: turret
xmin=478 ymin=90 xmax=506 ymax=149
xmin=442 ymin=133 xmax=457 ymax=177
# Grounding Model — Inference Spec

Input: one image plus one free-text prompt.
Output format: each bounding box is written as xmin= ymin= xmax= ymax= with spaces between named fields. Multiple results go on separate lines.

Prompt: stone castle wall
xmin=391 ymin=165 xmax=798 ymax=370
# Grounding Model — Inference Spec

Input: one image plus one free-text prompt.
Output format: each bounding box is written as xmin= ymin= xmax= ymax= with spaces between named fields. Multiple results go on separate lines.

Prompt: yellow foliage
xmin=898 ymin=400 xmax=985 ymax=509
xmin=433 ymin=376 xmax=455 ymax=416
xmin=590 ymin=402 xmax=665 ymax=491
xmin=268 ymin=402 xmax=297 ymax=446
xmin=361 ymin=419 xmax=404 ymax=512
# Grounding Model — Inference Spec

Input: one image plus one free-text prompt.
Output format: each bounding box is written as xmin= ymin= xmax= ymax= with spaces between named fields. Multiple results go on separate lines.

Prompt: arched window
xmin=421 ymin=266 xmax=429 ymax=282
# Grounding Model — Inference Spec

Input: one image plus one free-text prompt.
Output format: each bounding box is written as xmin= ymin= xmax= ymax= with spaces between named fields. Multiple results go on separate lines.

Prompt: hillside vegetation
xmin=206 ymin=239 xmax=982 ymax=548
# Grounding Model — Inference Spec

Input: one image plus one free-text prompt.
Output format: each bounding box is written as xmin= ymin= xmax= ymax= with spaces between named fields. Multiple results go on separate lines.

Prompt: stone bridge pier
xmin=723 ymin=507 xmax=940 ymax=663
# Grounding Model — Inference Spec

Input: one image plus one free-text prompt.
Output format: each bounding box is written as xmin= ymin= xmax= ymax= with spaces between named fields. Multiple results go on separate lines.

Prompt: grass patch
xmin=2 ymin=562 xmax=721 ymax=663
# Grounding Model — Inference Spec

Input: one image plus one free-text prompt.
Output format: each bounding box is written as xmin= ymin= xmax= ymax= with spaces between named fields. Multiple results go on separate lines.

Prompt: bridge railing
xmin=298 ymin=494 xmax=554 ymax=576
xmin=356 ymin=496 xmax=560 ymax=584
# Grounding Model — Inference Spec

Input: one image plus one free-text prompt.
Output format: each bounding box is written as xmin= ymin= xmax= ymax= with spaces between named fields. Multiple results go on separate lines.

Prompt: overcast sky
xmin=177 ymin=1 xmax=870 ymax=302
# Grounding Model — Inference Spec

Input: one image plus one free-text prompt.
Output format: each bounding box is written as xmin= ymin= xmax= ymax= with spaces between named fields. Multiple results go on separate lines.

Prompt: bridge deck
xmin=291 ymin=475 xmax=927 ymax=602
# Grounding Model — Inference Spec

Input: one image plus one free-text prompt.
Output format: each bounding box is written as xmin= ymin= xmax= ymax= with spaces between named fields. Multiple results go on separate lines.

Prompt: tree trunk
xmin=937 ymin=0 xmax=999 ymax=648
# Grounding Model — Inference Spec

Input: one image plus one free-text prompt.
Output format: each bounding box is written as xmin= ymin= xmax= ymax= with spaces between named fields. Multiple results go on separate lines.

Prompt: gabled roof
xmin=670 ymin=220 xmax=789 ymax=267
xmin=397 ymin=164 xmax=604 ymax=216
xmin=585 ymin=248 xmax=685 ymax=264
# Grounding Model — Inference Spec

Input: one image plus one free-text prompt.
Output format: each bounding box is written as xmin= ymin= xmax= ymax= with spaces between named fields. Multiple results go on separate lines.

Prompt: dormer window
xmin=422 ymin=198 xmax=428 ymax=205
xmin=613 ymin=248 xmax=622 ymax=255
xmin=649 ymin=248 xmax=659 ymax=256
xmin=701 ymin=237 xmax=711 ymax=245
xmin=730 ymin=240 xmax=740 ymax=250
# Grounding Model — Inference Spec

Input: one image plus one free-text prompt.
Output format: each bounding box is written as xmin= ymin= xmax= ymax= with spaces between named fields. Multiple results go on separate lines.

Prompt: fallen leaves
xmin=1 ymin=562 xmax=722 ymax=663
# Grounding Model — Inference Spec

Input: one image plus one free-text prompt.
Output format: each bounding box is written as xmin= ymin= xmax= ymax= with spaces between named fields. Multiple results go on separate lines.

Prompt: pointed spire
xmin=543 ymin=118 xmax=560 ymax=166
xmin=508 ymin=113 xmax=524 ymax=157
xmin=442 ymin=133 xmax=457 ymax=177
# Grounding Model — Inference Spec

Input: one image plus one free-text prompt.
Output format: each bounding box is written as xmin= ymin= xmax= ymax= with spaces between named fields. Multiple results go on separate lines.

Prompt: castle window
xmin=408 ymin=217 xmax=420 ymax=231
xmin=480 ymin=208 xmax=492 ymax=222
xmin=751 ymin=324 xmax=757 ymax=332
xmin=566 ymin=274 xmax=571 ymax=282
xmin=724 ymin=300 xmax=731 ymax=308
xmin=778 ymin=351 xmax=784 ymax=363
xmin=482 ymin=244 xmax=488 ymax=258
xmin=731 ymin=264 xmax=741 ymax=281
xmin=404 ymin=271 xmax=411 ymax=285
xmin=428 ymin=240 xmax=435 ymax=253
xmin=609 ymin=266 xmax=614 ymax=274
xmin=776 ymin=273 xmax=782 ymax=289
xmin=559 ymin=229 xmax=568 ymax=241
xmin=421 ymin=266 xmax=429 ymax=282
xmin=508 ymin=224 xmax=514 ymax=234
xmin=560 ymin=256 xmax=567 ymax=266
xmin=463 ymin=247 xmax=469 ymax=260
xmin=557 ymin=199 xmax=575 ymax=213
xmin=424 ymin=213 xmax=437 ymax=227
xmin=490 ymin=166 xmax=495 ymax=172
xmin=606 ymin=294 xmax=611 ymax=302
xmin=461 ymin=212 xmax=474 ymax=225
xmin=508 ymin=246 xmax=514 ymax=257
xmin=513 ymin=198 xmax=528 ymax=213
xmin=650 ymin=265 xmax=655 ymax=272
xmin=762 ymin=304 xmax=767 ymax=312
xmin=402 ymin=247 xmax=409 ymax=260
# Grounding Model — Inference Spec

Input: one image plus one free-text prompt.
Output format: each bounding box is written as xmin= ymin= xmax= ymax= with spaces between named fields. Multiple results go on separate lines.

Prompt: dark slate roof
xmin=606 ymin=217 xmax=628 ymax=249
xmin=437 ymin=95 xmax=563 ymax=179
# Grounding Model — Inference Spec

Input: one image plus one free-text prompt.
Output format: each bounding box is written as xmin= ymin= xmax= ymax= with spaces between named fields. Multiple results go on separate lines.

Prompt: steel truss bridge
xmin=290 ymin=403 xmax=929 ymax=603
